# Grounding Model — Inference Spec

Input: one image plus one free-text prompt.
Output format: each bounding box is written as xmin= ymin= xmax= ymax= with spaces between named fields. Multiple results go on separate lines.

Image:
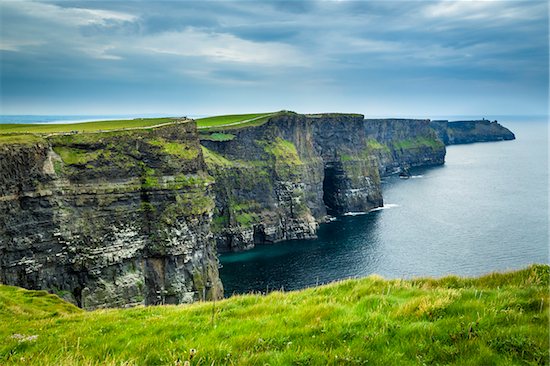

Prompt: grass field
xmin=0 ymin=113 xmax=278 ymax=137
xmin=195 ymin=112 xmax=276 ymax=130
xmin=0 ymin=118 xmax=176 ymax=135
xmin=1 ymin=265 xmax=548 ymax=365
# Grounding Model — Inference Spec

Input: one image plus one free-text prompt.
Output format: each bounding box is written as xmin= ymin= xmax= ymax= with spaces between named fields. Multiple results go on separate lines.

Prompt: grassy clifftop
xmin=1 ymin=265 xmax=548 ymax=365
xmin=0 ymin=113 xmax=279 ymax=137
xmin=0 ymin=117 xmax=176 ymax=135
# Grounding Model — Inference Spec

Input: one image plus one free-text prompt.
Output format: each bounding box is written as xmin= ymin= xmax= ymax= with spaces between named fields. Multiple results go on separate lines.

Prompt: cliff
xmin=0 ymin=113 xmax=512 ymax=308
xmin=201 ymin=113 xmax=382 ymax=251
xmin=430 ymin=119 xmax=515 ymax=144
xmin=364 ymin=118 xmax=446 ymax=176
xmin=0 ymin=122 xmax=222 ymax=309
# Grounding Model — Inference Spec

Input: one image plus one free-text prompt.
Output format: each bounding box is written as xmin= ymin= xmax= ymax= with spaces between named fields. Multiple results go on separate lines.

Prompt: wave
xmin=343 ymin=203 xmax=400 ymax=216
xmin=343 ymin=211 xmax=368 ymax=216
xmin=369 ymin=203 xmax=400 ymax=212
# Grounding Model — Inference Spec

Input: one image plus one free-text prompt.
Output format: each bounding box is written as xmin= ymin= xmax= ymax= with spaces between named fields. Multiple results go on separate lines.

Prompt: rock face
xmin=0 ymin=122 xmax=222 ymax=309
xmin=201 ymin=113 xmax=380 ymax=251
xmin=430 ymin=119 xmax=515 ymax=144
xmin=364 ymin=119 xmax=446 ymax=176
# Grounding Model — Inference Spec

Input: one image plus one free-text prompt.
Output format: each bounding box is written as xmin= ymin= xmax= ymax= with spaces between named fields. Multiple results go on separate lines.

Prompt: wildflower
xmin=189 ymin=348 xmax=197 ymax=359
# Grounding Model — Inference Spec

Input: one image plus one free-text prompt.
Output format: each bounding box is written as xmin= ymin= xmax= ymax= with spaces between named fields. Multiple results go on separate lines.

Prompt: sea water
xmin=220 ymin=116 xmax=548 ymax=296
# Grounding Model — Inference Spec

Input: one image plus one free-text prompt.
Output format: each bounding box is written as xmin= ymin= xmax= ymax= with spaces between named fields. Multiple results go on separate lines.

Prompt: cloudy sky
xmin=0 ymin=0 xmax=548 ymax=117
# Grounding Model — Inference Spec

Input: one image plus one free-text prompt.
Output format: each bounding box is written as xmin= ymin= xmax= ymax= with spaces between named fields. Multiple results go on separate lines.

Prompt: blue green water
xmin=220 ymin=118 xmax=548 ymax=296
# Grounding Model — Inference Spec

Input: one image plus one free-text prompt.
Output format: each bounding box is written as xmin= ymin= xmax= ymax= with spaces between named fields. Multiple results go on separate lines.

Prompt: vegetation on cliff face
xmin=149 ymin=138 xmax=200 ymax=160
xmin=391 ymin=136 xmax=445 ymax=150
xmin=1 ymin=265 xmax=547 ymax=365
xmin=365 ymin=138 xmax=391 ymax=153
xmin=199 ymin=132 xmax=236 ymax=142
xmin=200 ymin=146 xmax=233 ymax=167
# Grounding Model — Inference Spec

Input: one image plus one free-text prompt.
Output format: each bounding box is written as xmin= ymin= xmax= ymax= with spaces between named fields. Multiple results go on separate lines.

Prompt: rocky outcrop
xmin=430 ymin=119 xmax=515 ymax=144
xmin=364 ymin=119 xmax=446 ymax=176
xmin=201 ymin=113 xmax=445 ymax=252
xmin=0 ymin=122 xmax=222 ymax=309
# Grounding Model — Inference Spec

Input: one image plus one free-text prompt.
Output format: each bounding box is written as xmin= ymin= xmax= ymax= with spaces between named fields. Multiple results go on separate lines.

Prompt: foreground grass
xmin=0 ymin=118 xmax=175 ymax=135
xmin=1 ymin=265 xmax=548 ymax=365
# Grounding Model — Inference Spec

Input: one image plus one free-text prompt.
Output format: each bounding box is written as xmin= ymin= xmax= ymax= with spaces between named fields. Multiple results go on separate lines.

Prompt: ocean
xmin=219 ymin=116 xmax=548 ymax=296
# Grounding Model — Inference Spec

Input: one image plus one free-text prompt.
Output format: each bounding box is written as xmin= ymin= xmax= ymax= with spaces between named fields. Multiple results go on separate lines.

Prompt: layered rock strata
xmin=0 ymin=122 xmax=222 ymax=309
xmin=200 ymin=113 xmax=377 ymax=251
xmin=364 ymin=118 xmax=446 ymax=176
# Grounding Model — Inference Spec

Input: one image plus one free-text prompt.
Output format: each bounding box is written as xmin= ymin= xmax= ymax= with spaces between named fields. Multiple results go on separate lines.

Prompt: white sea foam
xmin=343 ymin=211 xmax=368 ymax=216
xmin=369 ymin=203 xmax=399 ymax=212
xmin=411 ymin=175 xmax=424 ymax=179
xmin=343 ymin=204 xmax=399 ymax=216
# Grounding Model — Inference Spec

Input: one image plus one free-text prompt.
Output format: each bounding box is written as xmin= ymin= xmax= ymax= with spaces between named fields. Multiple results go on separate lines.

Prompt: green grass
xmin=0 ymin=118 xmax=175 ymax=135
xmin=195 ymin=113 xmax=274 ymax=129
xmin=149 ymin=138 xmax=199 ymax=160
xmin=200 ymin=147 xmax=233 ymax=167
xmin=1 ymin=265 xmax=548 ymax=365
xmin=200 ymin=133 xmax=236 ymax=142
xmin=262 ymin=137 xmax=303 ymax=166
xmin=366 ymin=138 xmax=391 ymax=153
xmin=0 ymin=134 xmax=47 ymax=145
xmin=0 ymin=112 xmax=278 ymax=137
xmin=52 ymin=146 xmax=103 ymax=165
xmin=392 ymin=136 xmax=445 ymax=150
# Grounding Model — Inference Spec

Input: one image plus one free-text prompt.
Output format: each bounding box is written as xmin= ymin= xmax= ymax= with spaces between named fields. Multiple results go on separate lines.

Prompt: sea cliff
xmin=430 ymin=119 xmax=515 ymax=144
xmin=201 ymin=113 xmax=384 ymax=252
xmin=0 ymin=113 xmax=515 ymax=308
xmin=364 ymin=118 xmax=446 ymax=176
xmin=0 ymin=122 xmax=222 ymax=309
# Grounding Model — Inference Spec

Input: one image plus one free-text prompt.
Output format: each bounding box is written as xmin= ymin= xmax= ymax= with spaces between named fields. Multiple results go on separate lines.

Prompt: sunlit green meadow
xmin=1 ymin=265 xmax=548 ymax=365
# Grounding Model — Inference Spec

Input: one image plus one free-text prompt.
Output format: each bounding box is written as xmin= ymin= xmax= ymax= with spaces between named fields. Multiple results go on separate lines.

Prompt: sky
xmin=0 ymin=0 xmax=548 ymax=117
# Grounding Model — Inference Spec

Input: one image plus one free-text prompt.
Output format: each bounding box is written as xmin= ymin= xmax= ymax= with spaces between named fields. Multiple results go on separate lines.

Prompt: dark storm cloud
xmin=0 ymin=0 xmax=547 ymax=115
